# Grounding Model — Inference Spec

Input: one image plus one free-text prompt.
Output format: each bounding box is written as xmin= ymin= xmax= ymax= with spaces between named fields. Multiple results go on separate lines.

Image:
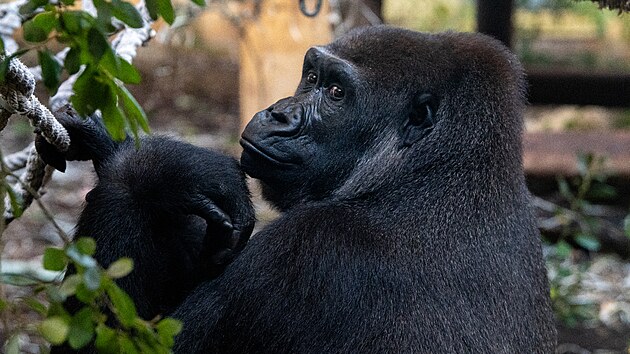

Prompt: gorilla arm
xmin=36 ymin=107 xmax=255 ymax=318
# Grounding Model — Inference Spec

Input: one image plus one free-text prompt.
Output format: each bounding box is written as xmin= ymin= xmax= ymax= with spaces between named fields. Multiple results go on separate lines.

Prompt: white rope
xmin=0 ymin=0 xmax=155 ymax=222
xmin=3 ymin=145 xmax=32 ymax=172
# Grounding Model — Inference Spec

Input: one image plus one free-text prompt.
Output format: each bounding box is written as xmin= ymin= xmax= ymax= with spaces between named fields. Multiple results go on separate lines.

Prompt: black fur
xmin=42 ymin=26 xmax=556 ymax=353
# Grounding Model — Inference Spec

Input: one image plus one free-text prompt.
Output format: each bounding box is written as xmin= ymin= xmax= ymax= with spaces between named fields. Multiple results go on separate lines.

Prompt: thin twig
xmin=2 ymin=163 xmax=72 ymax=244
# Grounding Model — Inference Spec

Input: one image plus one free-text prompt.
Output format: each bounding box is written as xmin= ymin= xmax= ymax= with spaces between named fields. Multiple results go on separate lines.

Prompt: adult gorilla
xmin=41 ymin=26 xmax=556 ymax=352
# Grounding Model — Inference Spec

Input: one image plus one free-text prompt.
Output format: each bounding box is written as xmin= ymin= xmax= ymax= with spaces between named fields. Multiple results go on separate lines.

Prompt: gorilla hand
xmin=187 ymin=190 xmax=255 ymax=277
xmin=35 ymin=105 xmax=121 ymax=173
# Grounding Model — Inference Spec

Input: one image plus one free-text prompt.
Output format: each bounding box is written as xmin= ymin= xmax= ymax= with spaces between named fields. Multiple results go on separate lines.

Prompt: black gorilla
xmin=41 ymin=26 xmax=556 ymax=352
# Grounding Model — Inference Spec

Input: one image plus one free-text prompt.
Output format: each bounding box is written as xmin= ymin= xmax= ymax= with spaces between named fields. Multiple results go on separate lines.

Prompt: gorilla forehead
xmin=324 ymin=25 xmax=524 ymax=95
xmin=325 ymin=27 xmax=453 ymax=84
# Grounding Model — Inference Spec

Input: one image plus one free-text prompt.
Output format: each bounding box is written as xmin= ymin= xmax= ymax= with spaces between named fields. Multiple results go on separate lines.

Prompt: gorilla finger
xmin=35 ymin=135 xmax=67 ymax=172
xmin=190 ymin=195 xmax=234 ymax=230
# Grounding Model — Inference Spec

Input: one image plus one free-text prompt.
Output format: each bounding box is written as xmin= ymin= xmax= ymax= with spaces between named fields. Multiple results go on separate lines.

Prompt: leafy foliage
xmin=4 ymin=0 xmax=170 ymax=140
xmin=1 ymin=237 xmax=182 ymax=353
xmin=0 ymin=0 xmax=202 ymax=350
xmin=546 ymin=241 xmax=598 ymax=327
xmin=545 ymin=153 xmax=630 ymax=327
xmin=554 ymin=153 xmax=617 ymax=252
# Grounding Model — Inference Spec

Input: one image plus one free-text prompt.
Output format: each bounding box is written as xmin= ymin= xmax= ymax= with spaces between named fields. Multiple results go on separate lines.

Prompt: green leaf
xmin=116 ymin=83 xmax=149 ymax=133
xmin=556 ymin=177 xmax=573 ymax=201
xmin=587 ymin=183 xmax=617 ymax=200
xmin=144 ymin=0 xmax=159 ymax=20
xmin=23 ymin=19 xmax=49 ymax=43
xmin=61 ymin=0 xmax=75 ymax=5
xmin=156 ymin=318 xmax=182 ymax=347
xmin=576 ymin=152 xmax=593 ymax=177
xmin=43 ymin=247 xmax=68 ymax=271
xmin=0 ymin=273 xmax=40 ymax=286
xmin=39 ymin=316 xmax=70 ymax=345
xmin=68 ymin=307 xmax=95 ymax=349
xmin=24 ymin=297 xmax=48 ymax=316
xmin=190 ymin=0 xmax=205 ymax=6
xmin=87 ymin=27 xmax=110 ymax=62
xmin=100 ymin=50 xmax=121 ymax=77
xmin=156 ymin=0 xmax=175 ymax=24
xmin=76 ymin=237 xmax=97 ymax=256
xmin=0 ymin=57 xmax=9 ymax=84
xmin=118 ymin=334 xmax=140 ymax=354
xmin=5 ymin=184 xmax=23 ymax=218
xmin=116 ymin=57 xmax=141 ymax=84
xmin=75 ymin=283 xmax=98 ymax=304
xmin=624 ymin=215 xmax=630 ymax=239
xmin=107 ymin=258 xmax=134 ymax=279
xmin=5 ymin=335 xmax=20 ymax=354
xmin=574 ymin=233 xmax=600 ymax=252
xmin=71 ymin=68 xmax=112 ymax=116
xmin=19 ymin=0 xmax=48 ymax=16
xmin=60 ymin=11 xmax=87 ymax=35
xmin=555 ymin=240 xmax=572 ymax=258
xmin=106 ymin=283 xmax=137 ymax=327
xmin=111 ymin=0 xmax=144 ymax=28
xmin=0 ymin=38 xmax=5 ymax=55
xmin=46 ymin=285 xmax=66 ymax=303
xmin=83 ymin=266 xmax=101 ymax=291
xmin=0 ymin=298 xmax=6 ymax=312
xmin=60 ymin=274 xmax=82 ymax=297
xmin=39 ymin=49 xmax=62 ymax=95
xmin=64 ymin=46 xmax=81 ymax=75
xmin=101 ymin=91 xmax=128 ymax=141
xmin=33 ymin=11 xmax=57 ymax=34
xmin=47 ymin=302 xmax=70 ymax=317
xmin=95 ymin=324 xmax=119 ymax=354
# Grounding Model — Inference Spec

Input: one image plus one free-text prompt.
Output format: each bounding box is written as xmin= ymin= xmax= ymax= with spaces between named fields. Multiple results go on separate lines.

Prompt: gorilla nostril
xmin=271 ymin=111 xmax=288 ymax=124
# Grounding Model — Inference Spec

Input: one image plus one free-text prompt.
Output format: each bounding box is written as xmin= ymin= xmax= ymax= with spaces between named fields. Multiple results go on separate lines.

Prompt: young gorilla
xmin=40 ymin=26 xmax=556 ymax=352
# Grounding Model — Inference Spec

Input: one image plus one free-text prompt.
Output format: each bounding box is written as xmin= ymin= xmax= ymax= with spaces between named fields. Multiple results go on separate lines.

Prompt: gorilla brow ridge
xmin=312 ymin=46 xmax=356 ymax=71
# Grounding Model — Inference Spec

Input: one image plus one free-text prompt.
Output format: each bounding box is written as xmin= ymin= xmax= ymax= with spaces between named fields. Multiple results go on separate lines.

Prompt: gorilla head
xmin=240 ymin=26 xmax=526 ymax=212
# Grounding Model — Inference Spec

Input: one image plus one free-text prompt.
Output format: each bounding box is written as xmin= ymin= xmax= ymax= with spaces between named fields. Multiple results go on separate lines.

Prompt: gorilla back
xmin=50 ymin=26 xmax=556 ymax=353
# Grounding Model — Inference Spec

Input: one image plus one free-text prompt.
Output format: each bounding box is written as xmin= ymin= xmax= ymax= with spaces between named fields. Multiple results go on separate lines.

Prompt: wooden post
xmin=476 ymin=0 xmax=514 ymax=47
xmin=239 ymin=0 xmax=332 ymax=131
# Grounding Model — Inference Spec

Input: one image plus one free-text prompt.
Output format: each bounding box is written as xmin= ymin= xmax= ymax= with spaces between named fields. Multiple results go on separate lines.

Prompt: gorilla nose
xmin=268 ymin=99 xmax=302 ymax=126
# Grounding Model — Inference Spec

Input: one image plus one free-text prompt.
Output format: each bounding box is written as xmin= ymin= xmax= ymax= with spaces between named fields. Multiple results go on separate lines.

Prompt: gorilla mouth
xmin=239 ymin=138 xmax=296 ymax=166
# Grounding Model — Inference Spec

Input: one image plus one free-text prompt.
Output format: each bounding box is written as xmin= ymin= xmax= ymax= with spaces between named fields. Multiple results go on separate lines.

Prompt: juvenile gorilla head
xmin=240 ymin=26 xmax=525 ymax=211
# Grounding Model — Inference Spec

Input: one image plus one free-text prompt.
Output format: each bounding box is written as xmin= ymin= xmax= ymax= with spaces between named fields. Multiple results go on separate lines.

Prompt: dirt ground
xmin=1 ymin=42 xmax=629 ymax=352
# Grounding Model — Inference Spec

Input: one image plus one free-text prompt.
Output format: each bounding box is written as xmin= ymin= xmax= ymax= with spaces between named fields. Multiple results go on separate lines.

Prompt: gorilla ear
xmin=401 ymin=93 xmax=438 ymax=147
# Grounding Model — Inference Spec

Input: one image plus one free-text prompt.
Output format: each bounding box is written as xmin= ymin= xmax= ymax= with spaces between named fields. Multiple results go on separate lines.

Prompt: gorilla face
xmin=240 ymin=47 xmax=369 ymax=209
xmin=240 ymin=41 xmax=439 ymax=210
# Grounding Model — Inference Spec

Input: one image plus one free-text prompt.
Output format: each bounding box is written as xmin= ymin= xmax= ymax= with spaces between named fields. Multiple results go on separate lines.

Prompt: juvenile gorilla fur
xmin=43 ymin=26 xmax=556 ymax=352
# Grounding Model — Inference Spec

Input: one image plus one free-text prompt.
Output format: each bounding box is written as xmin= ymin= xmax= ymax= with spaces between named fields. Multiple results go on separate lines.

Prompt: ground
xmin=0 ymin=41 xmax=629 ymax=353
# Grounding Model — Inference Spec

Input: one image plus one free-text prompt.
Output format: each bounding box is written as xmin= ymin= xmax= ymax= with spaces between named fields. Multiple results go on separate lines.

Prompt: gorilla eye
xmin=328 ymin=85 xmax=344 ymax=99
xmin=306 ymin=72 xmax=318 ymax=84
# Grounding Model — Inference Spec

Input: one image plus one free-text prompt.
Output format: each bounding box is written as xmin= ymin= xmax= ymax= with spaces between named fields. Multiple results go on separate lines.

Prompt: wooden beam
xmin=527 ymin=69 xmax=630 ymax=107
xmin=524 ymin=131 xmax=630 ymax=202
xmin=524 ymin=131 xmax=630 ymax=177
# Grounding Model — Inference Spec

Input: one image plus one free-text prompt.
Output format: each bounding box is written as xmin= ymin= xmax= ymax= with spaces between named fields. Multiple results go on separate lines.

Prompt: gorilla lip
xmin=239 ymin=138 xmax=295 ymax=166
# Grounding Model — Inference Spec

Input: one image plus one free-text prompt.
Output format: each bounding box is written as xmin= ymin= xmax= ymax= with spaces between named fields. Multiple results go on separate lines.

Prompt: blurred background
xmin=1 ymin=0 xmax=629 ymax=352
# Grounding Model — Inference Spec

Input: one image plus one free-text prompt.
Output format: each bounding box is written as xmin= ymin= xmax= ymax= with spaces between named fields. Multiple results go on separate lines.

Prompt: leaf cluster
xmin=1 ymin=237 xmax=182 ymax=353
xmin=554 ymin=152 xmax=618 ymax=252
xmin=6 ymin=0 xmax=165 ymax=140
